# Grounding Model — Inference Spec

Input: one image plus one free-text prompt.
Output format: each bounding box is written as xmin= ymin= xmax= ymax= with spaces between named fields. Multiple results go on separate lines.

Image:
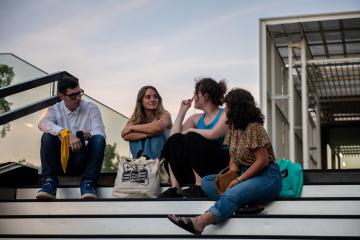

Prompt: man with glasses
xmin=37 ymin=77 xmax=106 ymax=199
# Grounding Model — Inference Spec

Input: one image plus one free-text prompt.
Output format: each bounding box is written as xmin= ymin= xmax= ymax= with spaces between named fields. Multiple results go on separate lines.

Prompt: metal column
xmin=315 ymin=103 xmax=322 ymax=168
xmin=271 ymin=42 xmax=277 ymax=156
xmin=260 ymin=22 xmax=268 ymax=130
xmin=301 ymin=38 xmax=309 ymax=169
xmin=288 ymin=42 xmax=295 ymax=162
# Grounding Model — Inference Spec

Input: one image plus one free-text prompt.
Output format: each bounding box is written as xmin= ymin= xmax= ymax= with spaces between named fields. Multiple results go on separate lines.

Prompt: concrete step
xmin=0 ymin=239 xmax=309 ymax=240
xmin=0 ymin=239 xmax=307 ymax=240
xmin=14 ymin=184 xmax=360 ymax=199
xmin=1 ymin=199 xmax=359 ymax=216
xmin=1 ymin=217 xmax=359 ymax=237
xmin=1 ymin=165 xmax=360 ymax=238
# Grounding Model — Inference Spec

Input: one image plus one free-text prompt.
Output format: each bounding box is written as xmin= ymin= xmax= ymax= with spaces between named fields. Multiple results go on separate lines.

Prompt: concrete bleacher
xmin=0 ymin=163 xmax=360 ymax=239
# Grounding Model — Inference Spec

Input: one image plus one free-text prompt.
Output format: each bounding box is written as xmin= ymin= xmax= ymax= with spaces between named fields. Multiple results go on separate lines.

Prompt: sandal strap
xmin=168 ymin=214 xmax=202 ymax=235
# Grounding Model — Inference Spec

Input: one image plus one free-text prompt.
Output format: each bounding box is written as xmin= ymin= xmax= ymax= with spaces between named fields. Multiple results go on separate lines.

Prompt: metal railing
xmin=0 ymin=71 xmax=78 ymax=125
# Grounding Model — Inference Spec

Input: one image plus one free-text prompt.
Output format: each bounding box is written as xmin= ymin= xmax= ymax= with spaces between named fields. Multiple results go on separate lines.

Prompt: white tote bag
xmin=112 ymin=156 xmax=160 ymax=198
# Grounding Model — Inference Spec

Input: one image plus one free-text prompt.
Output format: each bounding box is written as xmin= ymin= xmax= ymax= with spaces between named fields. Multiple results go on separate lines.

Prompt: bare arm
xmin=122 ymin=132 xmax=147 ymax=141
xmin=130 ymin=112 xmax=171 ymax=134
xmin=121 ymin=115 xmax=136 ymax=139
xmin=183 ymin=112 xmax=228 ymax=140
xmin=227 ymin=147 xmax=269 ymax=189
xmin=170 ymin=98 xmax=197 ymax=136
xmin=228 ymin=159 xmax=239 ymax=172
xmin=121 ymin=112 xmax=172 ymax=141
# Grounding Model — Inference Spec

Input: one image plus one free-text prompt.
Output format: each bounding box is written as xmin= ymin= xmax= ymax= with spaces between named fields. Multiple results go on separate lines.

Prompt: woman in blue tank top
xmin=159 ymin=78 xmax=229 ymax=198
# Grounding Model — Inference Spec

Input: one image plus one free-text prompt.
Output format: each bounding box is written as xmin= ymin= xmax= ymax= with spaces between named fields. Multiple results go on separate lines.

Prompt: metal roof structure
xmin=266 ymin=12 xmax=360 ymax=125
xmin=260 ymin=11 xmax=360 ymax=168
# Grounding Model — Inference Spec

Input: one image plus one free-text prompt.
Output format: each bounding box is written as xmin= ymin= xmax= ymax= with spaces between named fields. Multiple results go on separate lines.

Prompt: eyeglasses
xmin=63 ymin=89 xmax=84 ymax=100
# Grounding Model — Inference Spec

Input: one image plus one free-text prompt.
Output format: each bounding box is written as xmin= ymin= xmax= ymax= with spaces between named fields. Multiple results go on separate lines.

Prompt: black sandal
xmin=167 ymin=214 xmax=202 ymax=235
xmin=235 ymin=204 xmax=265 ymax=214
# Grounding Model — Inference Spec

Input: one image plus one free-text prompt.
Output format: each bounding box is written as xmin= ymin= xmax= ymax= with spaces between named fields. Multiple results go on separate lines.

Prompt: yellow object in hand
xmin=59 ymin=128 xmax=71 ymax=173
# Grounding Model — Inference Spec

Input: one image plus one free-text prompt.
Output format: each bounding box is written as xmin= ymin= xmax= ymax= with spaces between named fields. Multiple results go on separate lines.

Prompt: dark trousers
xmin=40 ymin=132 xmax=105 ymax=183
xmin=163 ymin=132 xmax=229 ymax=185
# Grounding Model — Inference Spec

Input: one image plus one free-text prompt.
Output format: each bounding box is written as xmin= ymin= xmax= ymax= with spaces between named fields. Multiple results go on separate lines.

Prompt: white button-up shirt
xmin=38 ymin=100 xmax=106 ymax=138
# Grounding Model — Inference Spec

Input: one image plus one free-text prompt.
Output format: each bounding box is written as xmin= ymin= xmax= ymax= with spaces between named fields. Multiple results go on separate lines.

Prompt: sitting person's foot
xmin=36 ymin=177 xmax=57 ymax=200
xmin=180 ymin=185 xmax=206 ymax=198
xmin=234 ymin=204 xmax=265 ymax=214
xmin=167 ymin=214 xmax=203 ymax=235
xmin=80 ymin=179 xmax=97 ymax=199
xmin=158 ymin=187 xmax=182 ymax=198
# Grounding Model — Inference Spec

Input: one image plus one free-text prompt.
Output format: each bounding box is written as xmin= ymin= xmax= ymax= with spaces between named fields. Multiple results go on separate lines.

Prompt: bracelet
xmin=236 ymin=177 xmax=242 ymax=183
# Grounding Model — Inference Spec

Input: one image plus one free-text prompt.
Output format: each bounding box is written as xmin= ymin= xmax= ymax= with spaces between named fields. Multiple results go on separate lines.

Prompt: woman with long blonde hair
xmin=121 ymin=86 xmax=172 ymax=159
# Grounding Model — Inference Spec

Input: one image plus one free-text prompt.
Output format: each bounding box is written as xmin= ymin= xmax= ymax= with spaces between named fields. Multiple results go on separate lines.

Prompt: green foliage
xmin=0 ymin=64 xmax=14 ymax=138
xmin=102 ymin=142 xmax=120 ymax=172
xmin=0 ymin=64 xmax=14 ymax=88
xmin=0 ymin=124 xmax=10 ymax=138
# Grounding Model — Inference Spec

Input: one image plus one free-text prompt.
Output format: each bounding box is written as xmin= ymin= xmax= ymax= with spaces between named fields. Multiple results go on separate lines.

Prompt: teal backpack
xmin=276 ymin=159 xmax=303 ymax=198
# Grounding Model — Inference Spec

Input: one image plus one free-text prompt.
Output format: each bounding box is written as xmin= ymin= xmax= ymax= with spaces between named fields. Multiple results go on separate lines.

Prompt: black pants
xmin=163 ymin=132 xmax=229 ymax=185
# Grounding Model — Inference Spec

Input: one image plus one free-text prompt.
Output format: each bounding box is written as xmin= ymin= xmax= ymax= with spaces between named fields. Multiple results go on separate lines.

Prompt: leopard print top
xmin=224 ymin=122 xmax=275 ymax=166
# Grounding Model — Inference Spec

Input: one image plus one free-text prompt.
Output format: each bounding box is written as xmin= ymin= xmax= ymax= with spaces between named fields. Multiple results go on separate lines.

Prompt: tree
xmin=102 ymin=142 xmax=120 ymax=172
xmin=0 ymin=64 xmax=15 ymax=137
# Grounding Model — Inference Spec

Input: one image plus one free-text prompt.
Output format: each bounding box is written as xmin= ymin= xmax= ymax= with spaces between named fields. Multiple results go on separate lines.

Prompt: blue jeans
xmin=129 ymin=130 xmax=169 ymax=159
xmin=40 ymin=132 xmax=106 ymax=183
xmin=201 ymin=163 xmax=282 ymax=223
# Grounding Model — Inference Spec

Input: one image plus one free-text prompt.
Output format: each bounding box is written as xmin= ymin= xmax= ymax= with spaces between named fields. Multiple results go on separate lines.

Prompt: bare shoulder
xmin=160 ymin=111 xmax=171 ymax=119
xmin=126 ymin=115 xmax=136 ymax=126
xmin=189 ymin=113 xmax=202 ymax=124
xmin=160 ymin=111 xmax=172 ymax=128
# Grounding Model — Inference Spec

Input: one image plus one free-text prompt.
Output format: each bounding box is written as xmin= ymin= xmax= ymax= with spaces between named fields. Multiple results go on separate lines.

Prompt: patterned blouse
xmin=224 ymin=122 xmax=275 ymax=166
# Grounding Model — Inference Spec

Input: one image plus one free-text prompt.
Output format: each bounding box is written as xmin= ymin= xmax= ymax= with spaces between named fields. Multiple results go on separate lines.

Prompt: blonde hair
xmin=131 ymin=86 xmax=167 ymax=124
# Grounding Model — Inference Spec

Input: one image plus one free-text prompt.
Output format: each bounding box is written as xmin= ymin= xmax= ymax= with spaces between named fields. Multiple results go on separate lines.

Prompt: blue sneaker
xmin=36 ymin=177 xmax=57 ymax=200
xmin=80 ymin=179 xmax=97 ymax=199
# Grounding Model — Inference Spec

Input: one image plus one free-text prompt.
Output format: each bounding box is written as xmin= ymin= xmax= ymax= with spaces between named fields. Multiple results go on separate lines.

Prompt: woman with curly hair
xmin=168 ymin=88 xmax=282 ymax=235
xmin=121 ymin=86 xmax=172 ymax=159
xmin=159 ymin=78 xmax=229 ymax=198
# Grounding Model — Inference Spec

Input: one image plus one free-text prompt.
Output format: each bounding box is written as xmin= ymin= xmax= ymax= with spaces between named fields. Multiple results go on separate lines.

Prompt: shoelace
xmin=83 ymin=182 xmax=94 ymax=191
xmin=43 ymin=182 xmax=54 ymax=190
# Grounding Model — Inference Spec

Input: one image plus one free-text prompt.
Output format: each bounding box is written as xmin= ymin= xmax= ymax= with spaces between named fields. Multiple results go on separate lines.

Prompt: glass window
xmin=0 ymin=53 xmax=130 ymax=172
xmin=83 ymin=95 xmax=130 ymax=172
xmin=306 ymin=32 xmax=323 ymax=44
xmin=302 ymin=21 xmax=320 ymax=32
xmin=310 ymin=45 xmax=325 ymax=56
xmin=0 ymin=53 xmax=54 ymax=113
xmin=321 ymin=20 xmax=340 ymax=31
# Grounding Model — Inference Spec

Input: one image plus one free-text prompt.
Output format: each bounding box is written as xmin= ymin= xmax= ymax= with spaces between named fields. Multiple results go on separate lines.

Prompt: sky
xmin=0 ymin=0 xmax=359 ymax=120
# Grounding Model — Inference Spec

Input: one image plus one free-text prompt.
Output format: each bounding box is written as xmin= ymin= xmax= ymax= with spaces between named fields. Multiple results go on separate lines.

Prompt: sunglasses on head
xmin=63 ymin=89 xmax=84 ymax=99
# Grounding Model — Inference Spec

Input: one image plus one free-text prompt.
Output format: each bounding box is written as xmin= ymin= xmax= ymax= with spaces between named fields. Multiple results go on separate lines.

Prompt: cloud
xmin=1 ymin=1 xmax=263 ymax=121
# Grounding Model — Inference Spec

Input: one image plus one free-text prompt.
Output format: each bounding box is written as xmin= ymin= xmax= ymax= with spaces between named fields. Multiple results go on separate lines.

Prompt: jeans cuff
xmin=207 ymin=206 xmax=223 ymax=224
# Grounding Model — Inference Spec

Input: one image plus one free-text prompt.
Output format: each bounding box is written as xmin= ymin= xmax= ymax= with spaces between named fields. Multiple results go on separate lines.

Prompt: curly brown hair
xmin=194 ymin=77 xmax=227 ymax=106
xmin=224 ymin=88 xmax=264 ymax=130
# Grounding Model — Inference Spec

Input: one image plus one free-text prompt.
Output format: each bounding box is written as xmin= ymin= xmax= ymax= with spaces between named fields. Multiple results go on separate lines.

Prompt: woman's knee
xmin=163 ymin=133 xmax=185 ymax=157
xmin=166 ymin=133 xmax=184 ymax=145
xmin=201 ymin=174 xmax=219 ymax=200
xmin=185 ymin=132 xmax=204 ymax=142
